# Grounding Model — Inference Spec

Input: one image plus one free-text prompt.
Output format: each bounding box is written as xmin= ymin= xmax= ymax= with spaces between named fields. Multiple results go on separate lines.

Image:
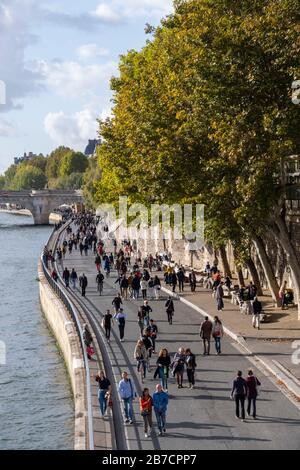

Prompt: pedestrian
xmin=140 ymin=388 xmax=153 ymax=438
xmin=134 ymin=339 xmax=147 ymax=383
xmin=216 ymin=282 xmax=224 ymax=311
xmin=96 ymin=271 xmax=105 ymax=295
xmin=142 ymin=328 xmax=153 ymax=371
xmin=118 ymin=371 xmax=136 ymax=424
xmin=189 ymin=270 xmax=197 ymax=292
xmin=246 ymin=370 xmax=261 ymax=420
xmin=252 ymin=297 xmax=262 ymax=330
xmin=212 ymin=316 xmax=224 ymax=355
xmin=137 ymin=307 xmax=145 ymax=334
xmin=172 ymin=347 xmax=186 ymax=388
xmin=114 ymin=308 xmax=126 ymax=342
xmin=141 ymin=278 xmax=148 ymax=300
xmin=95 ymin=254 xmax=102 ymax=272
xmin=70 ymin=268 xmax=78 ymax=290
xmin=95 ymin=371 xmax=111 ymax=418
xmin=230 ymin=371 xmax=248 ymax=421
xmin=177 ymin=268 xmax=185 ymax=292
xmin=199 ymin=316 xmax=213 ymax=355
xmin=103 ymin=309 xmax=113 ymax=343
xmin=112 ymin=293 xmax=123 ymax=314
xmin=153 ymin=276 xmax=161 ymax=300
xmin=79 ymin=273 xmax=88 ymax=297
xmin=132 ymin=274 xmax=141 ymax=300
xmin=153 ymin=384 xmax=169 ymax=436
xmin=141 ymin=300 xmax=153 ymax=328
xmin=83 ymin=323 xmax=92 ymax=348
xmin=155 ymin=349 xmax=171 ymax=392
xmin=279 ymin=281 xmax=288 ymax=309
xmin=51 ymin=269 xmax=58 ymax=282
xmin=247 ymin=281 xmax=257 ymax=301
xmin=165 ymin=296 xmax=175 ymax=325
xmin=185 ymin=348 xmax=197 ymax=389
xmin=171 ymin=272 xmax=177 ymax=292
xmin=62 ymin=267 xmax=70 ymax=288
xmin=149 ymin=319 xmax=158 ymax=353
xmin=120 ymin=276 xmax=129 ymax=300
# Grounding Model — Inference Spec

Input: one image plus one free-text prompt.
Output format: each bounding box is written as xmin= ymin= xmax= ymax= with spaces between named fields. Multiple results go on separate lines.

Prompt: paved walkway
xmin=159 ymin=279 xmax=300 ymax=381
xmin=60 ymin=246 xmax=300 ymax=450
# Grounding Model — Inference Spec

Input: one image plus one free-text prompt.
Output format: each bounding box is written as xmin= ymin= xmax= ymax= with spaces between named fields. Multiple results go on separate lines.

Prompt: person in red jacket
xmin=246 ymin=370 xmax=261 ymax=419
xmin=139 ymin=388 xmax=153 ymax=438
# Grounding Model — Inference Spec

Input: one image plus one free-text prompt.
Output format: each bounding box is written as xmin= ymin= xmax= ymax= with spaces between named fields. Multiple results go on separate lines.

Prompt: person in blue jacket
xmin=153 ymin=384 xmax=169 ymax=436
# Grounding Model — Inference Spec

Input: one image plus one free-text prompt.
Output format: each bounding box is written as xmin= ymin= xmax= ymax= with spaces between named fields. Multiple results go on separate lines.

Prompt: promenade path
xmin=159 ymin=280 xmax=300 ymax=381
xmin=60 ymin=245 xmax=300 ymax=450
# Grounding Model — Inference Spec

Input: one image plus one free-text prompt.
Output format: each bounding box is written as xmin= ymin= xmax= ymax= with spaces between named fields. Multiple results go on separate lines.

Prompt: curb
xmin=161 ymin=286 xmax=300 ymax=402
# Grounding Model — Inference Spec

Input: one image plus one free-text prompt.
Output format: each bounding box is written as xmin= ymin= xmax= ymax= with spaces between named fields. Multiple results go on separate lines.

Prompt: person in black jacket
xmin=79 ymin=273 xmax=88 ymax=297
xmin=230 ymin=371 xmax=248 ymax=421
xmin=177 ymin=268 xmax=185 ymax=292
xmin=185 ymin=348 xmax=197 ymax=389
xmin=165 ymin=296 xmax=175 ymax=325
xmin=112 ymin=293 xmax=123 ymax=314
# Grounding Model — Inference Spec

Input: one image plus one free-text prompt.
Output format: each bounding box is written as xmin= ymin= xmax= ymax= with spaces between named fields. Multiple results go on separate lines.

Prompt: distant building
xmin=84 ymin=139 xmax=101 ymax=157
xmin=14 ymin=152 xmax=39 ymax=166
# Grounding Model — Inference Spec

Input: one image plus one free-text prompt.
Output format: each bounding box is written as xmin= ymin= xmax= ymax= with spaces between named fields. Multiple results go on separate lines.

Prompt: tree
xmin=25 ymin=155 xmax=47 ymax=173
xmin=0 ymin=175 xmax=5 ymax=189
xmin=11 ymin=165 xmax=47 ymax=190
xmin=59 ymin=152 xmax=88 ymax=178
xmin=45 ymin=146 xmax=73 ymax=180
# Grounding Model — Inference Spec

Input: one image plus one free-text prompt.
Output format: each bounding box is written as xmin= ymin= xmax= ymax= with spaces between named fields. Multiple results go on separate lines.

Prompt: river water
xmin=0 ymin=212 xmax=74 ymax=450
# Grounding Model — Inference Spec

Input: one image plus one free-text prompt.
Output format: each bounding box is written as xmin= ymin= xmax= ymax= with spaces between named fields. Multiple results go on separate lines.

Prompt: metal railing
xmin=41 ymin=221 xmax=94 ymax=450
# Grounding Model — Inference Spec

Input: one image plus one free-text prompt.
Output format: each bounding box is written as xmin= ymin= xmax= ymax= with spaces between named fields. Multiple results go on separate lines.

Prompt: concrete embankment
xmin=0 ymin=209 xmax=62 ymax=224
xmin=38 ymin=260 xmax=87 ymax=450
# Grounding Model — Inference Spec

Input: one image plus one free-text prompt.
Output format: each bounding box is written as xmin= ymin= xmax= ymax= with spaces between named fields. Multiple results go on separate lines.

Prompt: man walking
xmin=252 ymin=297 xmax=262 ymax=330
xmin=231 ymin=371 xmax=248 ymax=421
xmin=189 ymin=270 xmax=197 ymax=292
xmin=118 ymin=371 xmax=136 ymax=424
xmin=79 ymin=273 xmax=88 ymax=297
xmin=199 ymin=316 xmax=213 ymax=355
xmin=112 ymin=293 xmax=123 ymax=314
xmin=114 ymin=308 xmax=126 ymax=342
xmin=216 ymin=282 xmax=225 ymax=311
xmin=153 ymin=384 xmax=169 ymax=436
xmin=165 ymin=296 xmax=175 ymax=325
xmin=63 ymin=267 xmax=70 ymax=288
xmin=177 ymin=268 xmax=185 ymax=292
xmin=103 ymin=309 xmax=113 ymax=343
xmin=70 ymin=268 xmax=78 ymax=290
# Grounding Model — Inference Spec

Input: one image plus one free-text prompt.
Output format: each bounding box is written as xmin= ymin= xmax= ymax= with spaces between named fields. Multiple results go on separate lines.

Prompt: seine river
xmin=0 ymin=212 xmax=74 ymax=450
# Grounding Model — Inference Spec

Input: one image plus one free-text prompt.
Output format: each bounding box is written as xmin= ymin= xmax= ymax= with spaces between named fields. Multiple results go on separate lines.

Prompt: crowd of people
xmin=45 ymin=211 xmax=264 ymax=439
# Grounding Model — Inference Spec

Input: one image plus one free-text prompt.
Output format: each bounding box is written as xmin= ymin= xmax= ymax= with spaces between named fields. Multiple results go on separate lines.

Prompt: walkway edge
xmin=161 ymin=286 xmax=300 ymax=401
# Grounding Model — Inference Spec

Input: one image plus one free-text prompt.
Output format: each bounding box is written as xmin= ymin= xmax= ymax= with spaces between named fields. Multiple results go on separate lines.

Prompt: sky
xmin=0 ymin=0 xmax=174 ymax=173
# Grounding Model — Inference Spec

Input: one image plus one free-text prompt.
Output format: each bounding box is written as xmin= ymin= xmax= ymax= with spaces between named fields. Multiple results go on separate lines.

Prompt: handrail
xmin=41 ymin=220 xmax=95 ymax=451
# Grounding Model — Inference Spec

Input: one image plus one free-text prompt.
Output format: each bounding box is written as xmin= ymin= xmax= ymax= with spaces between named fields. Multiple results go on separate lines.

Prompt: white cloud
xmin=77 ymin=44 xmax=110 ymax=61
xmin=92 ymin=4 xmax=120 ymax=23
xmin=36 ymin=59 xmax=118 ymax=100
xmin=93 ymin=0 xmax=173 ymax=20
xmin=44 ymin=108 xmax=99 ymax=149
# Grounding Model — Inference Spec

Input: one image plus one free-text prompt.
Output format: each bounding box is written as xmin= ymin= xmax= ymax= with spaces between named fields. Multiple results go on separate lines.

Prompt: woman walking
xmin=165 ymin=296 xmax=175 ymax=325
xmin=134 ymin=339 xmax=147 ymax=383
xmin=140 ymin=389 xmax=153 ymax=438
xmin=185 ymin=348 xmax=197 ymax=389
xmin=114 ymin=308 xmax=126 ymax=342
xmin=246 ymin=370 xmax=261 ymax=420
xmin=156 ymin=349 xmax=171 ymax=392
xmin=95 ymin=371 xmax=111 ymax=417
xmin=153 ymin=276 xmax=161 ymax=300
xmin=212 ymin=316 xmax=224 ymax=355
xmin=172 ymin=347 xmax=186 ymax=388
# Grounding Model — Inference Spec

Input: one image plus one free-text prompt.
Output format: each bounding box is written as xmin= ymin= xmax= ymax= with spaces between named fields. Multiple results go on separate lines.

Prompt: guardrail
xmin=41 ymin=221 xmax=95 ymax=450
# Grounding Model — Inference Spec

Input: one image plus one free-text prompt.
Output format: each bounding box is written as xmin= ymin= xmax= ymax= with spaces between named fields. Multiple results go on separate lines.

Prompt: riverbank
xmin=0 ymin=208 xmax=62 ymax=224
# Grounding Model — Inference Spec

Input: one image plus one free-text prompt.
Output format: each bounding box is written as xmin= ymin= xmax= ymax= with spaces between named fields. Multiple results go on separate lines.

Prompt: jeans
xmin=71 ymin=279 xmax=77 ymax=290
xmin=133 ymin=289 xmax=140 ymax=299
xmin=247 ymin=397 xmax=257 ymax=417
xmin=142 ymin=413 xmax=152 ymax=434
xmin=123 ymin=397 xmax=134 ymax=421
xmin=158 ymin=367 xmax=168 ymax=390
xmin=119 ymin=324 xmax=125 ymax=340
xmin=155 ymin=410 xmax=166 ymax=432
xmin=167 ymin=311 xmax=173 ymax=325
xmin=235 ymin=395 xmax=246 ymax=419
xmin=179 ymin=280 xmax=184 ymax=292
xmin=214 ymin=337 xmax=221 ymax=354
xmin=187 ymin=368 xmax=195 ymax=385
xmin=105 ymin=327 xmax=111 ymax=341
xmin=98 ymin=389 xmax=108 ymax=416
xmin=137 ymin=359 xmax=147 ymax=379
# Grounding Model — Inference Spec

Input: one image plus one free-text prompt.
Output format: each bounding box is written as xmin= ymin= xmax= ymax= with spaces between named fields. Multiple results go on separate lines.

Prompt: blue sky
xmin=0 ymin=0 xmax=173 ymax=173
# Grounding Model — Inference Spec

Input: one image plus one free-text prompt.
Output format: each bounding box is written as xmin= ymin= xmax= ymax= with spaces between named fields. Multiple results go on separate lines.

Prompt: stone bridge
xmin=0 ymin=190 xmax=84 ymax=225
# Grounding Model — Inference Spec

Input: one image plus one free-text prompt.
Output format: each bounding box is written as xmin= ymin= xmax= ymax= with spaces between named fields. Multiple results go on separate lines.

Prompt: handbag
xmin=141 ymin=409 xmax=149 ymax=417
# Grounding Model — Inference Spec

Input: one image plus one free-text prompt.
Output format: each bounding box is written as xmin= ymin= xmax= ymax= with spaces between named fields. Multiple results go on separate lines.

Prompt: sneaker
xmin=235 ymin=416 xmax=239 ymax=420
xmin=129 ymin=420 xmax=133 ymax=424
xmin=124 ymin=419 xmax=129 ymax=423
xmin=247 ymin=412 xmax=250 ymax=417
xmin=145 ymin=433 xmax=148 ymax=438
xmin=190 ymin=385 xmax=194 ymax=390
xmin=163 ymin=428 xmax=166 ymax=433
xmin=158 ymin=431 xmax=162 ymax=436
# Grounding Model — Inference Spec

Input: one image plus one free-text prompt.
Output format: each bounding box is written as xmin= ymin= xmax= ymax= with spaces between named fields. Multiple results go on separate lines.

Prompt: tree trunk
xmin=273 ymin=215 xmax=300 ymax=320
xmin=245 ymin=257 xmax=263 ymax=296
xmin=219 ymin=245 xmax=232 ymax=278
xmin=236 ymin=268 xmax=245 ymax=287
xmin=252 ymin=234 xmax=280 ymax=306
